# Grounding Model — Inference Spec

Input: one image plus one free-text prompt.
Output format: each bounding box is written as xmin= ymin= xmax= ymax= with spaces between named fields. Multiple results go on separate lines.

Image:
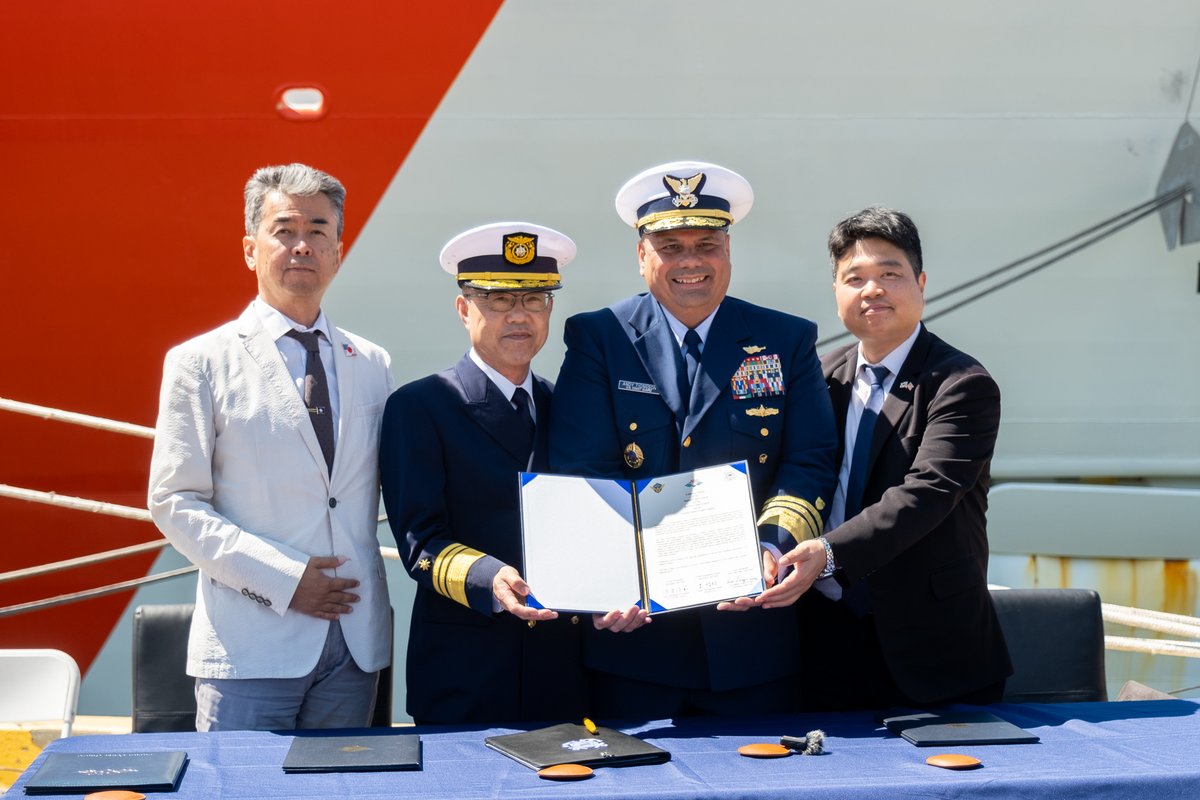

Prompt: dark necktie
xmin=844 ymin=365 xmax=889 ymax=520
xmin=683 ymin=329 xmax=702 ymax=385
xmin=681 ymin=328 xmax=703 ymax=411
xmin=511 ymin=387 xmax=536 ymax=457
xmin=285 ymin=330 xmax=336 ymax=473
xmin=841 ymin=364 xmax=890 ymax=617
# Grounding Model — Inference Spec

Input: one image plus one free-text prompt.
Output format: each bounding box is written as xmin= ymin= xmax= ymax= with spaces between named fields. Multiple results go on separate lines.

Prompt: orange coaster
xmin=84 ymin=792 xmax=147 ymax=800
xmin=537 ymin=763 xmax=594 ymax=780
xmin=925 ymin=753 xmax=982 ymax=770
xmin=738 ymin=743 xmax=792 ymax=758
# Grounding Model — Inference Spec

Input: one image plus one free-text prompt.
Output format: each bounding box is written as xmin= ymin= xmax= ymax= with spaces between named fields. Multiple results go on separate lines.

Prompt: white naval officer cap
xmin=615 ymin=160 xmax=754 ymax=235
xmin=439 ymin=221 xmax=576 ymax=291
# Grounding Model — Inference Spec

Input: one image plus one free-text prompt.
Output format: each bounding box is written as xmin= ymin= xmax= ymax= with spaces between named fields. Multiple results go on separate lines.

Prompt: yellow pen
xmin=583 ymin=717 xmax=598 ymax=735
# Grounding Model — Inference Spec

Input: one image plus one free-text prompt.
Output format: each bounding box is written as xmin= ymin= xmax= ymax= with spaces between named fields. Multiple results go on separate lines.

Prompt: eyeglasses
xmin=464 ymin=291 xmax=554 ymax=313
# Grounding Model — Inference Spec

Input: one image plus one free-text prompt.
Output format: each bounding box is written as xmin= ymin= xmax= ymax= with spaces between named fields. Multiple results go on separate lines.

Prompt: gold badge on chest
xmin=623 ymin=442 xmax=645 ymax=469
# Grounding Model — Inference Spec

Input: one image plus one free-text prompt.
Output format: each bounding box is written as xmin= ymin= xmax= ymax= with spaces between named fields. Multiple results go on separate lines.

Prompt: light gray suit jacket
xmin=148 ymin=303 xmax=393 ymax=679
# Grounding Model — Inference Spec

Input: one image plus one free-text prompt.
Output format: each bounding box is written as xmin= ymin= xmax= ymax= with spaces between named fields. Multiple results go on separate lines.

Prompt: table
xmin=9 ymin=701 xmax=1200 ymax=799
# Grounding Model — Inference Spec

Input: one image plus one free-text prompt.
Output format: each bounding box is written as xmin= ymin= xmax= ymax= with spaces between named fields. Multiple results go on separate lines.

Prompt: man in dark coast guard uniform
xmin=380 ymin=222 xmax=587 ymax=724
xmin=548 ymin=161 xmax=838 ymax=718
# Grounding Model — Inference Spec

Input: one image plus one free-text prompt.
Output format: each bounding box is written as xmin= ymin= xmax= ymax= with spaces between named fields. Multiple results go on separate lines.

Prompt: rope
xmin=0 ymin=546 xmax=399 ymax=617
xmin=0 ymin=485 xmax=152 ymax=522
xmin=1105 ymin=635 xmax=1200 ymax=659
xmin=1103 ymin=603 xmax=1200 ymax=639
xmin=0 ymin=397 xmax=155 ymax=439
xmin=0 ymin=566 xmax=197 ymax=618
xmin=0 ymin=540 xmax=169 ymax=584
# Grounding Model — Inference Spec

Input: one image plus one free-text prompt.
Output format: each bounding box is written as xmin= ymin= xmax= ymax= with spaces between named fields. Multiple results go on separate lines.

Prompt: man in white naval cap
xmin=380 ymin=222 xmax=588 ymax=724
xmin=549 ymin=161 xmax=838 ymax=718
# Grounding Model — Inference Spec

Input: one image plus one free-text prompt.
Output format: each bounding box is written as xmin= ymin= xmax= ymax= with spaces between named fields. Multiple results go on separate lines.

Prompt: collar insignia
xmin=745 ymin=405 xmax=780 ymax=417
xmin=743 ymin=345 xmax=766 ymax=354
xmin=663 ymin=172 xmax=705 ymax=208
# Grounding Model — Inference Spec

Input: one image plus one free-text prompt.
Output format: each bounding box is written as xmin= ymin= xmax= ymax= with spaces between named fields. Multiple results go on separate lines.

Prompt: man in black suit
xmin=380 ymin=222 xmax=587 ymax=724
xmin=760 ymin=206 xmax=1011 ymax=709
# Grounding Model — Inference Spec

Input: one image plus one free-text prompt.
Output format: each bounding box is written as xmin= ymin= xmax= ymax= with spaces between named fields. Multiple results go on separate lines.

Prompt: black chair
xmin=990 ymin=588 xmax=1107 ymax=703
xmin=132 ymin=603 xmax=393 ymax=731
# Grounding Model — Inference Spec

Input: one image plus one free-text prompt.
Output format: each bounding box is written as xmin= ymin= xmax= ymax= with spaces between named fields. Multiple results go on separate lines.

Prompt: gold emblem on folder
xmin=745 ymin=405 xmax=780 ymax=417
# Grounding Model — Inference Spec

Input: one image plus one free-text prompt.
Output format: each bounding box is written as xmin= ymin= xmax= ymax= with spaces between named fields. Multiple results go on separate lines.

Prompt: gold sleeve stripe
xmin=757 ymin=495 xmax=824 ymax=543
xmin=431 ymin=543 xmax=486 ymax=608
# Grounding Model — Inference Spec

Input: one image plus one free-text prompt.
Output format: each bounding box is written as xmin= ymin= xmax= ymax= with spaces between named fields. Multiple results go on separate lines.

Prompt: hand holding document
xmin=519 ymin=461 xmax=764 ymax=614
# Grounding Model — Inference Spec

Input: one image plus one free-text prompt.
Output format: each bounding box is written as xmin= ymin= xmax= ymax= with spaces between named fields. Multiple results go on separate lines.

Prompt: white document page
xmin=519 ymin=473 xmax=643 ymax=612
xmin=635 ymin=462 xmax=764 ymax=612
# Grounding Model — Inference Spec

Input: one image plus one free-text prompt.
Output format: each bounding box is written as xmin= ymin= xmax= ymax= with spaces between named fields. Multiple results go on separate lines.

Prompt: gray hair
xmin=243 ymin=163 xmax=347 ymax=238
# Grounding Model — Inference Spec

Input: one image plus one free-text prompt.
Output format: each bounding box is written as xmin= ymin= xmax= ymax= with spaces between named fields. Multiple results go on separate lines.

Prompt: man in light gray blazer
xmin=148 ymin=163 xmax=393 ymax=731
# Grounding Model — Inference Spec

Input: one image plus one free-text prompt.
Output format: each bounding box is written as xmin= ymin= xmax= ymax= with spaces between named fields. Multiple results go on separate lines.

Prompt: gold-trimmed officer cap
xmin=615 ymin=160 xmax=754 ymax=235
xmin=440 ymin=221 xmax=576 ymax=291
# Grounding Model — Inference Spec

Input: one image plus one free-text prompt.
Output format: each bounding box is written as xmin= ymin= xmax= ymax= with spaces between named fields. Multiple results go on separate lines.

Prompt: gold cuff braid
xmin=757 ymin=495 xmax=824 ymax=543
xmin=431 ymin=543 xmax=486 ymax=608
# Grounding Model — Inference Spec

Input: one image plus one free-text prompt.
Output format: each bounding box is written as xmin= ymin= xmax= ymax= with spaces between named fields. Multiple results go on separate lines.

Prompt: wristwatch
xmin=817 ymin=536 xmax=836 ymax=579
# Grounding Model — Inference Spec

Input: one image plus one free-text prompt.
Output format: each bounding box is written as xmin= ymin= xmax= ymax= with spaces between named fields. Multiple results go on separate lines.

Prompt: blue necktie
xmin=844 ymin=365 xmax=889 ymax=520
xmin=679 ymin=328 xmax=702 ymax=415
xmin=841 ymin=364 xmax=889 ymax=617
xmin=683 ymin=329 xmax=702 ymax=387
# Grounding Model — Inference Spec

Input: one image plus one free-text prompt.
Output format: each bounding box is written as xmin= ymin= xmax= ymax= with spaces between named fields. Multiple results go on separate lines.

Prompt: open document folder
xmin=519 ymin=461 xmax=764 ymax=613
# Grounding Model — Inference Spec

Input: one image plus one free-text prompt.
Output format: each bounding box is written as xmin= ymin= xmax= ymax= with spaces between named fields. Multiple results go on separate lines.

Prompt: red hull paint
xmin=0 ymin=1 xmax=503 ymax=674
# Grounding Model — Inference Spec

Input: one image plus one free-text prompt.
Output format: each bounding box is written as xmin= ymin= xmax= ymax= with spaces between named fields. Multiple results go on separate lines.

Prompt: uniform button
xmin=527 ymin=620 xmax=537 ymax=629
xmin=629 ymin=422 xmax=638 ymax=431
xmin=760 ymin=427 xmax=769 ymax=437
xmin=683 ymin=436 xmax=692 ymax=448
xmin=759 ymin=454 xmax=768 ymax=464
xmin=570 ymin=615 xmax=580 ymax=625
xmin=328 ymin=497 xmax=338 ymax=508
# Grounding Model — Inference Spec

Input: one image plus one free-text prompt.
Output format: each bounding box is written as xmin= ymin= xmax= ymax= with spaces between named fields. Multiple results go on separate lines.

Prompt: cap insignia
xmin=503 ymin=233 xmax=538 ymax=266
xmin=663 ymin=172 xmax=705 ymax=209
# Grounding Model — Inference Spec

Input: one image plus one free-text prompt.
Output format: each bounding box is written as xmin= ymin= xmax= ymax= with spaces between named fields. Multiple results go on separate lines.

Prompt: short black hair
xmin=827 ymin=206 xmax=922 ymax=278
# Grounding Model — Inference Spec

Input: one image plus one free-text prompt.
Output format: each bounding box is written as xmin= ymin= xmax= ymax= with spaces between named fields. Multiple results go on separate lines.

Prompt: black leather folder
xmin=485 ymin=723 xmax=670 ymax=770
xmin=23 ymin=750 xmax=188 ymax=794
xmin=883 ymin=710 xmax=1040 ymax=747
xmin=282 ymin=733 xmax=422 ymax=773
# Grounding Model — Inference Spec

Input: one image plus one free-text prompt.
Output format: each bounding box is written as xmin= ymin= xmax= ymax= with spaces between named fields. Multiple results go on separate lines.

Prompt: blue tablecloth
xmin=10 ymin=701 xmax=1200 ymax=799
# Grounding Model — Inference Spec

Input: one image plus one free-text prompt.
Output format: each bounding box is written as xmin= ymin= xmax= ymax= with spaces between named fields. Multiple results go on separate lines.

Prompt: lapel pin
xmin=342 ymin=343 xmax=357 ymax=357
xmin=899 ymin=381 xmax=914 ymax=391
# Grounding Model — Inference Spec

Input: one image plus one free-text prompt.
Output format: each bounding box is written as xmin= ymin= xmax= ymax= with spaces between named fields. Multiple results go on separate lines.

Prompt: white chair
xmin=0 ymin=649 xmax=81 ymax=738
